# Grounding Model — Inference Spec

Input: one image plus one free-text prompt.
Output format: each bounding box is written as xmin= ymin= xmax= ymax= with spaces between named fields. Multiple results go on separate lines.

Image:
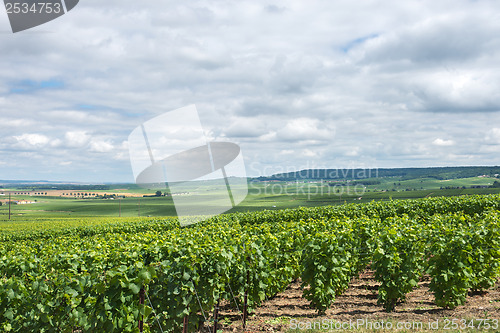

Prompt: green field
xmin=2 ymin=195 xmax=500 ymax=332
xmin=1 ymin=176 xmax=500 ymax=220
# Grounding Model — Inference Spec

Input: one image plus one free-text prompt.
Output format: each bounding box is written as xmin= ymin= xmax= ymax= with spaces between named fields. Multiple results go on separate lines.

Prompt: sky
xmin=1 ymin=0 xmax=500 ymax=183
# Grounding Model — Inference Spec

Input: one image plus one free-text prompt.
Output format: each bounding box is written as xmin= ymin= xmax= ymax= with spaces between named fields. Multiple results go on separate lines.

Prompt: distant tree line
xmin=143 ymin=191 xmax=170 ymax=197
xmin=257 ymin=166 xmax=500 ymax=182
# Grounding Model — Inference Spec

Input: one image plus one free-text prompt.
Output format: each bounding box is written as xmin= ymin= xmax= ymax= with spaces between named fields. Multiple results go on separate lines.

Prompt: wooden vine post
xmin=182 ymin=314 xmax=189 ymax=333
xmin=212 ymin=299 xmax=220 ymax=333
xmin=139 ymin=287 xmax=145 ymax=332
xmin=243 ymin=255 xmax=250 ymax=329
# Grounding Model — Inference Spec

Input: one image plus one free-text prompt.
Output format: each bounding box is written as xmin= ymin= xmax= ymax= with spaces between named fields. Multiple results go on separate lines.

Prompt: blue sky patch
xmin=9 ymin=79 xmax=64 ymax=94
xmin=341 ymin=34 xmax=379 ymax=53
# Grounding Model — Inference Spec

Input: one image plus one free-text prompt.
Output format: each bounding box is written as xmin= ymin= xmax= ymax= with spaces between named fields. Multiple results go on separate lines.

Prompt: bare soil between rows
xmin=212 ymin=270 xmax=500 ymax=332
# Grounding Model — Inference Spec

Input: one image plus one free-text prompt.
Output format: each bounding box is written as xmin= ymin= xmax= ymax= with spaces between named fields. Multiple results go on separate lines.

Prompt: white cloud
xmin=355 ymin=13 xmax=500 ymax=65
xmin=432 ymin=138 xmax=455 ymax=147
xmin=14 ymin=134 xmax=51 ymax=149
xmin=277 ymin=118 xmax=335 ymax=142
xmin=345 ymin=147 xmax=360 ymax=157
xmin=258 ymin=131 xmax=278 ymax=142
xmin=223 ymin=117 xmax=269 ymax=138
xmin=65 ymin=131 xmax=91 ymax=148
xmin=1 ymin=0 xmax=500 ymax=181
xmin=89 ymin=140 xmax=114 ymax=153
xmin=484 ymin=128 xmax=500 ymax=144
xmin=302 ymin=149 xmax=317 ymax=158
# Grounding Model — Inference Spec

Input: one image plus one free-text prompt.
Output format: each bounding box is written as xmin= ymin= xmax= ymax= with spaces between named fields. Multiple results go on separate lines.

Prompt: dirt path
xmin=215 ymin=270 xmax=500 ymax=332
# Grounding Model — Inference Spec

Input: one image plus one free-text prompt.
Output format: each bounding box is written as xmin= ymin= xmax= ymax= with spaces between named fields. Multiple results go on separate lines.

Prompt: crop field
xmin=1 ymin=195 xmax=500 ymax=332
xmin=2 ymin=177 xmax=500 ymax=219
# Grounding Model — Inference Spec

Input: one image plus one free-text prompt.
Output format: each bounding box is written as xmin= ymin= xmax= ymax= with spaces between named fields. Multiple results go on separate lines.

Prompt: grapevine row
xmin=1 ymin=195 xmax=500 ymax=332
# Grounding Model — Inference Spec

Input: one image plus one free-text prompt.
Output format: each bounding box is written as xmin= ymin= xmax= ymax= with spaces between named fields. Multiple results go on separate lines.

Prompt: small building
xmin=14 ymin=200 xmax=37 ymax=205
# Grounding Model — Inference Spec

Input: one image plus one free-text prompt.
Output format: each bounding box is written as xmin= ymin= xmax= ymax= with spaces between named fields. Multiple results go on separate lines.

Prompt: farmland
xmin=1 ymin=175 xmax=500 ymax=219
xmin=1 ymin=195 xmax=500 ymax=332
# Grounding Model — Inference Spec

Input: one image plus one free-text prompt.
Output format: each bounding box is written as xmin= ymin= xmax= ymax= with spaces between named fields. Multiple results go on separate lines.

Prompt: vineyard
xmin=1 ymin=195 xmax=500 ymax=332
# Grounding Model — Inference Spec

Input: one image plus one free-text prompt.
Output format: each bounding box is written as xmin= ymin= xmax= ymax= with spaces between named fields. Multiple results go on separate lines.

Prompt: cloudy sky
xmin=1 ymin=0 xmax=500 ymax=182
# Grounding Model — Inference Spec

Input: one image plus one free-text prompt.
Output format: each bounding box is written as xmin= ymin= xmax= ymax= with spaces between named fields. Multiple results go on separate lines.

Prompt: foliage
xmin=1 ymin=194 xmax=500 ymax=331
xmin=372 ymin=216 xmax=424 ymax=311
